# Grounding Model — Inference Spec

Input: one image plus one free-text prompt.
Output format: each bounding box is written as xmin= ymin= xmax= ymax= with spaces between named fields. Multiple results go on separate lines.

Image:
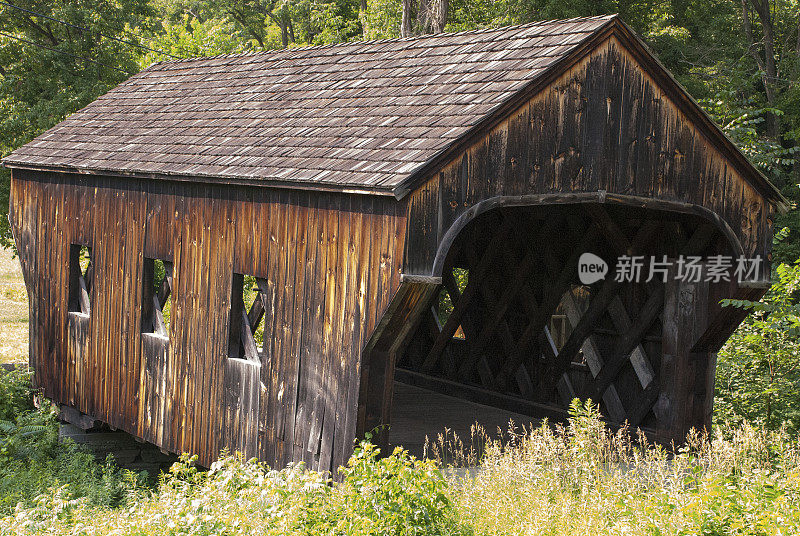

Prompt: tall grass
xmin=450 ymin=400 xmax=800 ymax=535
xmin=3 ymin=398 xmax=800 ymax=535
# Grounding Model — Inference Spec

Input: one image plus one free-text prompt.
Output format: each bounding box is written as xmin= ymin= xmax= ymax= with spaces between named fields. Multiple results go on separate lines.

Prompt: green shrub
xmin=1 ymin=362 xmax=799 ymax=535
xmin=0 ymin=369 xmax=143 ymax=514
xmin=0 ymin=367 xmax=34 ymax=421
xmin=2 ymin=402 xmax=800 ymax=535
xmin=0 ymin=444 xmax=461 ymax=535
xmin=716 ymin=260 xmax=800 ymax=433
xmin=329 ymin=439 xmax=456 ymax=535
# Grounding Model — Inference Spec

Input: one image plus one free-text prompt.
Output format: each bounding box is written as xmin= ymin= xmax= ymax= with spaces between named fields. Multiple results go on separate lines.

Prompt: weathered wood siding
xmin=404 ymin=36 xmax=772 ymax=276
xmin=8 ymin=170 xmax=405 ymax=472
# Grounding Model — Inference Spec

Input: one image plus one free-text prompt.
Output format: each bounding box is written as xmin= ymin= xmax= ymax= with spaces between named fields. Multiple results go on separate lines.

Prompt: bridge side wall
xmin=8 ymin=170 xmax=406 ymax=473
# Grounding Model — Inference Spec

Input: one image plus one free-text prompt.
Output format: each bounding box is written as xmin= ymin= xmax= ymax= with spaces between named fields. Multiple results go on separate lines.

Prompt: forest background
xmin=1 ymin=0 xmax=800 ymax=431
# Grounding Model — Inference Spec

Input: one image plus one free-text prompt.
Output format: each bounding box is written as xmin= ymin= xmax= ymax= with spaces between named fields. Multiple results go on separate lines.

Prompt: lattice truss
xmin=229 ymin=275 xmax=269 ymax=362
xmin=398 ymin=205 xmax=719 ymax=428
xmin=68 ymin=244 xmax=93 ymax=315
xmin=142 ymin=259 xmax=173 ymax=336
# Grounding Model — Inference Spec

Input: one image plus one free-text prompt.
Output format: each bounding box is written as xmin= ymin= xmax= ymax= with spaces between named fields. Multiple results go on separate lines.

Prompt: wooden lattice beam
xmin=84 ymin=256 xmax=93 ymax=295
xmin=496 ymin=225 xmax=601 ymax=390
xmin=444 ymin=240 xmax=496 ymax=387
xmin=156 ymin=262 xmax=173 ymax=309
xmin=605 ymin=297 xmax=655 ymax=388
xmin=492 ymin=214 xmax=575 ymax=393
xmin=560 ymin=291 xmax=628 ymax=423
xmin=420 ymin=217 xmax=511 ymax=372
xmin=582 ymin=222 xmax=717 ymax=422
xmin=77 ymin=275 xmax=91 ymax=315
xmin=537 ymin=219 xmax=660 ymax=396
xmin=588 ymin=286 xmax=664 ymax=401
xmin=240 ymin=308 xmax=261 ymax=360
xmin=456 ymin=215 xmax=560 ymax=383
xmin=420 ymin=306 xmax=457 ymax=379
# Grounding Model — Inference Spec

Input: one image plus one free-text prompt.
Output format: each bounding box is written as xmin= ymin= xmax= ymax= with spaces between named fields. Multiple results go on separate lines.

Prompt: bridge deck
xmin=388 ymin=382 xmax=536 ymax=460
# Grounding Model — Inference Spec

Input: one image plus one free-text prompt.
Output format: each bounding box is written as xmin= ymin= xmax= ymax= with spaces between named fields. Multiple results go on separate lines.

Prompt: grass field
xmin=0 ymin=248 xmax=27 ymax=365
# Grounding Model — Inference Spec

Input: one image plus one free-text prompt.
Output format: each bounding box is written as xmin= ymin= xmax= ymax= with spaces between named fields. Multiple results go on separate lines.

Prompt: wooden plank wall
xmin=404 ymin=36 xmax=772 ymax=277
xmin=8 ymin=171 xmax=405 ymax=473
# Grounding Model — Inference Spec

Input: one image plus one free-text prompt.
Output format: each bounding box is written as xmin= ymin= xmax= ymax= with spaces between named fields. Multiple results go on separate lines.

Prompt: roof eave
xmin=2 ymin=161 xmax=399 ymax=198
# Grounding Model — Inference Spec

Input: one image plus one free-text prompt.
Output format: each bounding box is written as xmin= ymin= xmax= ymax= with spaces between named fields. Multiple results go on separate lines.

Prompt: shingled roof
xmin=2 ymin=14 xmax=783 ymax=203
xmin=3 ymin=16 xmax=624 ymax=193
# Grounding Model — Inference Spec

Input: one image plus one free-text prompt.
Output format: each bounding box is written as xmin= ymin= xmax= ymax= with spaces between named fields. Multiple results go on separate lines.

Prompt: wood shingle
xmin=5 ymin=16 xmax=617 ymax=194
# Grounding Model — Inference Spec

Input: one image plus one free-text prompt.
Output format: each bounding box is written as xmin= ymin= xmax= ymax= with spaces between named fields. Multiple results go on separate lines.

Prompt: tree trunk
xmin=743 ymin=0 xmax=779 ymax=137
xmin=229 ymin=9 xmax=266 ymax=48
xmin=401 ymin=0 xmax=414 ymax=37
xmin=416 ymin=0 xmax=448 ymax=33
xmin=796 ymin=12 xmax=800 ymax=56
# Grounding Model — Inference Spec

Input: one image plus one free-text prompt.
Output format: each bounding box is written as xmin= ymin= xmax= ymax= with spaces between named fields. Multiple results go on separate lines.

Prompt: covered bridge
xmin=3 ymin=15 xmax=786 ymax=473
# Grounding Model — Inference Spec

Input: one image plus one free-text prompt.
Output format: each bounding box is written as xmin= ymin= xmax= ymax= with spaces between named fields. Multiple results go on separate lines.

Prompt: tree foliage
xmin=717 ymin=257 xmax=800 ymax=433
xmin=0 ymin=0 xmax=155 ymax=248
xmin=1 ymin=0 xmax=800 ymax=432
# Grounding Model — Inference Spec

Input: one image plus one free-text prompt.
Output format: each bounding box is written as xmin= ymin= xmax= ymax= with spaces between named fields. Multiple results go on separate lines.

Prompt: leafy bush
xmin=0 ymin=355 xmax=798 ymax=536
xmin=0 ymin=444 xmax=458 ymax=535
xmin=0 ymin=369 xmax=142 ymax=514
xmin=0 ymin=367 xmax=34 ymax=421
xmin=330 ymin=439 xmax=455 ymax=535
xmin=716 ymin=259 xmax=800 ymax=433
xmin=4 ymin=400 xmax=800 ymax=535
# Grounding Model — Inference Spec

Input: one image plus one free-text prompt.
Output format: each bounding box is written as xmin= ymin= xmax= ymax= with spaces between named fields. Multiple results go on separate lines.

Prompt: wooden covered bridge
xmin=4 ymin=15 xmax=786 ymax=473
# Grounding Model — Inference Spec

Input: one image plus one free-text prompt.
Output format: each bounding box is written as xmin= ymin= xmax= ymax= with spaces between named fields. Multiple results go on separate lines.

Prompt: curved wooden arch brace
xmin=428 ymin=192 xmax=746 ymax=279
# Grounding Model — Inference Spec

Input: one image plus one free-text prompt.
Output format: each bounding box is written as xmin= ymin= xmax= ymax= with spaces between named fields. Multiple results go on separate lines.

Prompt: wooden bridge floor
xmin=388 ymin=382 xmax=537 ymax=460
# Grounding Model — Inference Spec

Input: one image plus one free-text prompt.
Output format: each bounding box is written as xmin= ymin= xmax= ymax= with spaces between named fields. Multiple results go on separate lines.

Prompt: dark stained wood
xmin=656 ymin=266 xmax=711 ymax=440
xmin=9 ymin=170 xmax=405 ymax=474
xmin=456 ymin=215 xmax=557 ymax=382
xmin=496 ymin=223 xmax=602 ymax=391
xmin=421 ymin=218 xmax=510 ymax=373
xmin=359 ymin=280 xmax=439 ymax=451
xmin=404 ymin=38 xmax=775 ymax=277
xmin=692 ymin=281 xmax=767 ymax=353
xmin=588 ymin=286 xmax=665 ymax=401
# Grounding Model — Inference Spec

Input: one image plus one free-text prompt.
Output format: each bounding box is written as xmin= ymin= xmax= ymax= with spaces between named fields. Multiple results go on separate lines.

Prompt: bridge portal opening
xmin=382 ymin=202 xmax=738 ymax=458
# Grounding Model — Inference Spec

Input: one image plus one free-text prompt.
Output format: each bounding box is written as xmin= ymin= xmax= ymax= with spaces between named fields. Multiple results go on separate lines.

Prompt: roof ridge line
xmin=146 ymin=14 xmax=618 ymax=68
xmin=390 ymin=15 xmax=620 ymax=198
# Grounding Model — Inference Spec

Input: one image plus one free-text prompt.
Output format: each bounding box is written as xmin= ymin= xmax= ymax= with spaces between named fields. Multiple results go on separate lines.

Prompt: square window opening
xmin=142 ymin=258 xmax=173 ymax=337
xmin=229 ymin=273 xmax=267 ymax=362
xmin=68 ymin=244 xmax=92 ymax=315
